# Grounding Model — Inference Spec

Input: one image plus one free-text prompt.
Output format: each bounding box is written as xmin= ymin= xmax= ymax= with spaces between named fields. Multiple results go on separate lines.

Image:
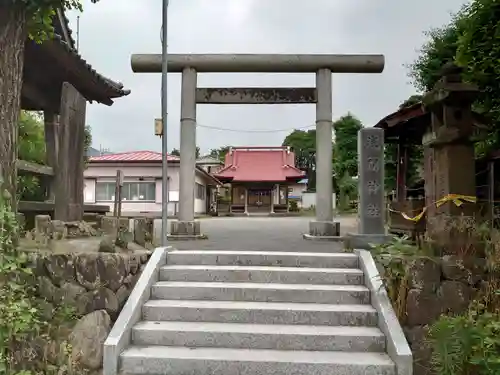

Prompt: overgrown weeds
xmin=0 ymin=189 xmax=83 ymax=374
xmin=374 ymin=215 xmax=500 ymax=375
xmin=371 ymin=234 xmax=435 ymax=322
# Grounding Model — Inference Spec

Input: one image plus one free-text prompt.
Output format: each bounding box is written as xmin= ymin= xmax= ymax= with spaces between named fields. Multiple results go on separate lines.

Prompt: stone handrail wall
xmin=356 ymin=249 xmax=413 ymax=375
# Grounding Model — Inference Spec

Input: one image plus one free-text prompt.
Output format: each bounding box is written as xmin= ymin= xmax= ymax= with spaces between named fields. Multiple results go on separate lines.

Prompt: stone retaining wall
xmin=28 ymin=250 xmax=152 ymax=372
xmin=31 ymin=251 xmax=152 ymax=319
xmin=380 ymin=256 xmax=486 ymax=375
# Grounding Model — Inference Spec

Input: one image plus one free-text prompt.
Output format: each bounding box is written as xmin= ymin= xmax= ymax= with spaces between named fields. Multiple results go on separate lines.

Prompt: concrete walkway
xmin=168 ymin=215 xmax=358 ymax=252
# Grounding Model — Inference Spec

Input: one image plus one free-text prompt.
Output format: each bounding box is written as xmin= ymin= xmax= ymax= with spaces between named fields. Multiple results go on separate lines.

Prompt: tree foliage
xmin=171 ymin=147 xmax=201 ymax=159
xmin=16 ymin=111 xmax=92 ymax=201
xmin=333 ymin=114 xmax=363 ymax=210
xmin=409 ymin=20 xmax=463 ymax=93
xmin=11 ymin=0 xmax=97 ymax=42
xmin=282 ymin=130 xmax=317 ymax=191
xmin=17 ymin=112 xmax=46 ymax=201
xmin=84 ymin=125 xmax=92 ymax=165
xmin=209 ymin=146 xmax=230 ymax=163
xmin=409 ymin=0 xmax=500 ymax=155
xmin=333 ymin=114 xmax=362 ymax=179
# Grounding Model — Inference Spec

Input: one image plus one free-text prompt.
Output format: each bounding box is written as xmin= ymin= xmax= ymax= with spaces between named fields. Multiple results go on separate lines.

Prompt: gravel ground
xmin=167 ymin=215 xmax=358 ymax=252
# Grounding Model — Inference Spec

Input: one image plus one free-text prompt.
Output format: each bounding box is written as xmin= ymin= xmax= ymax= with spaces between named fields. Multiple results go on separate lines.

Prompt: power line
xmin=196 ymin=122 xmax=316 ymax=134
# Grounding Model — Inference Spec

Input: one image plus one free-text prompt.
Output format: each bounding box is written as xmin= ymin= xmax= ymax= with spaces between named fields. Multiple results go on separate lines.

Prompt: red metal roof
xmin=89 ymin=151 xmax=179 ymax=162
xmin=213 ymin=147 xmax=304 ymax=182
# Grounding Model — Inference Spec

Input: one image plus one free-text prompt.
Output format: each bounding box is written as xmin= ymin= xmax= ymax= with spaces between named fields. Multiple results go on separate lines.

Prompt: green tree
xmin=17 ymin=111 xmax=46 ymax=201
xmin=171 ymin=147 xmax=200 ymax=158
xmin=0 ymin=0 xmax=97 ymax=205
xmin=333 ymin=114 xmax=363 ymax=210
xmin=15 ymin=111 xmax=92 ymax=201
xmin=333 ymin=113 xmax=362 ymax=178
xmin=409 ymin=19 xmax=463 ymax=92
xmin=409 ymin=0 xmax=500 ymax=156
xmin=209 ymin=146 xmax=230 ymax=163
xmin=84 ymin=125 xmax=92 ymax=165
xmin=282 ymin=130 xmax=317 ymax=191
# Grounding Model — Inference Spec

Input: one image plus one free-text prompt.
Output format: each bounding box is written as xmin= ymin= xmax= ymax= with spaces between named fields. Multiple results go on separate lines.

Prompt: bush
xmin=427 ymin=219 xmax=500 ymax=375
xmin=428 ymin=304 xmax=500 ymax=375
xmin=373 ymin=217 xmax=500 ymax=375
xmin=289 ymin=200 xmax=299 ymax=212
xmin=0 ymin=188 xmax=78 ymax=374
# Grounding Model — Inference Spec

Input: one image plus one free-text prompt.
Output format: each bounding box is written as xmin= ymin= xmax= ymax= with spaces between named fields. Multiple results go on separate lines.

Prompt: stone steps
xmin=166 ymin=250 xmax=359 ymax=268
xmin=159 ymin=265 xmax=364 ymax=284
xmin=120 ymin=346 xmax=396 ymax=375
xmin=151 ymin=281 xmax=370 ymax=304
xmin=131 ymin=321 xmax=386 ymax=352
xmin=118 ymin=249 xmax=397 ymax=375
xmin=142 ymin=299 xmax=379 ymax=326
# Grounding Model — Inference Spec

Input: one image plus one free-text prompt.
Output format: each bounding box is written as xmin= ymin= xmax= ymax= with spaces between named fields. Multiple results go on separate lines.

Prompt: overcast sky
xmin=68 ymin=0 xmax=467 ymax=154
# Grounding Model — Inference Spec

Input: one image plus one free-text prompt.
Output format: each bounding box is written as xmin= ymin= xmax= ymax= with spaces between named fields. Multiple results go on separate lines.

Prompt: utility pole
xmin=160 ymin=0 xmax=169 ymax=246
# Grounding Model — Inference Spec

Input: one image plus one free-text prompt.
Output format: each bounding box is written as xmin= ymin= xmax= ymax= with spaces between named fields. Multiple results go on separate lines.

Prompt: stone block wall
xmin=31 ymin=251 xmax=151 ymax=319
xmin=27 ymin=250 xmax=152 ymax=372
xmin=381 ymin=255 xmax=486 ymax=375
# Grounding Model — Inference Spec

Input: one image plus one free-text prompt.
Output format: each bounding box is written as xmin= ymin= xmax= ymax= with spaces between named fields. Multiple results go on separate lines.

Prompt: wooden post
xmin=229 ymin=185 xmax=233 ymax=213
xmin=286 ymin=185 xmax=289 ymax=212
xmin=270 ymin=185 xmax=276 ymax=214
xmin=395 ymin=142 xmax=408 ymax=201
xmin=55 ymin=82 xmax=87 ymax=221
xmin=244 ymin=186 xmax=248 ymax=214
xmin=43 ymin=111 xmax=58 ymax=202
xmin=113 ymin=170 xmax=124 ymax=217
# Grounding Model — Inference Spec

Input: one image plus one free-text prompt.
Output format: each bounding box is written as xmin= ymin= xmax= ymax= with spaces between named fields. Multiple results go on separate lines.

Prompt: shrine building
xmin=213 ymin=146 xmax=305 ymax=215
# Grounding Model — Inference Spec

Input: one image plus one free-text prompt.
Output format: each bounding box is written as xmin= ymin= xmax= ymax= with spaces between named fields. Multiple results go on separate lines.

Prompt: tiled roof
xmin=50 ymin=34 xmax=131 ymax=100
xmin=213 ymin=147 xmax=304 ymax=182
xmin=42 ymin=9 xmax=130 ymax=104
xmin=89 ymin=150 xmax=221 ymax=185
xmin=89 ymin=151 xmax=180 ymax=162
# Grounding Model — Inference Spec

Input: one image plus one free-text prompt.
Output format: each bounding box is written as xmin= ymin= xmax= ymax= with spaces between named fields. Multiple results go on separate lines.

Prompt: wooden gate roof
xmin=21 ymin=9 xmax=130 ymax=112
xmin=374 ymin=102 xmax=488 ymax=144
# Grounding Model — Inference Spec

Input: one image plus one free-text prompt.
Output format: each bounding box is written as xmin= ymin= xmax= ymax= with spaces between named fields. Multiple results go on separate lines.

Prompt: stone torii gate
xmin=131 ymin=54 xmax=385 ymax=239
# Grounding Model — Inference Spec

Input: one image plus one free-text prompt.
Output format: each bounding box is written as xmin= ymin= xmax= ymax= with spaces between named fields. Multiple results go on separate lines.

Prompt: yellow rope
xmin=391 ymin=194 xmax=477 ymax=222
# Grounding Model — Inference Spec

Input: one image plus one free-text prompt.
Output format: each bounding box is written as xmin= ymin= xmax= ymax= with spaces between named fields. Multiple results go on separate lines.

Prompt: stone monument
xmin=345 ymin=127 xmax=389 ymax=249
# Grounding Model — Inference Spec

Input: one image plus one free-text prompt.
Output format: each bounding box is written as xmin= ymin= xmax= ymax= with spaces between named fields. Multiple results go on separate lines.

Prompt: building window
xmin=96 ymin=182 xmax=115 ymax=201
xmin=195 ymin=183 xmax=206 ymax=199
xmin=95 ymin=182 xmax=156 ymax=201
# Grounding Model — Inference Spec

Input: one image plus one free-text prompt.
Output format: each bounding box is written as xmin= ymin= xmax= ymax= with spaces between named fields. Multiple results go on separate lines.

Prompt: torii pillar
xmin=131 ymin=54 xmax=385 ymax=239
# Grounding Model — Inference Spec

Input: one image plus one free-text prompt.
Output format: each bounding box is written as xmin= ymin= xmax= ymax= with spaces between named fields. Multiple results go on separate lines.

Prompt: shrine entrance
xmin=248 ymin=189 xmax=272 ymax=213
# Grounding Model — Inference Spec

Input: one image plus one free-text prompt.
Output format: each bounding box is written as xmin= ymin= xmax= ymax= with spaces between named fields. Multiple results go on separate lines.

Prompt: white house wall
xmin=84 ymin=163 xmax=210 ymax=216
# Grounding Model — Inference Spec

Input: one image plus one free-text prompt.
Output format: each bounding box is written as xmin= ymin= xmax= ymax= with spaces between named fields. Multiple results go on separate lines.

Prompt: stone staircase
xmin=115 ymin=249 xmax=408 ymax=375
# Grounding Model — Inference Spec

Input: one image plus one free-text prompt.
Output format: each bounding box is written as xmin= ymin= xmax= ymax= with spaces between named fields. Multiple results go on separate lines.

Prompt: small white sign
xmin=169 ymin=190 xmax=179 ymax=202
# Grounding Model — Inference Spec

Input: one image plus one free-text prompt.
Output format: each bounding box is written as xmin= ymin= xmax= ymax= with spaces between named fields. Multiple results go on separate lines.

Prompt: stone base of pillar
xmin=168 ymin=220 xmax=207 ymax=240
xmin=303 ymin=220 xmax=341 ymax=241
xmin=344 ymin=233 xmax=390 ymax=250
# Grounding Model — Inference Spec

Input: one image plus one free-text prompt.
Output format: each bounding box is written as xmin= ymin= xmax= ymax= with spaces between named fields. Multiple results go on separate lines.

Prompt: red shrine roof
xmin=213 ymin=146 xmax=304 ymax=183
